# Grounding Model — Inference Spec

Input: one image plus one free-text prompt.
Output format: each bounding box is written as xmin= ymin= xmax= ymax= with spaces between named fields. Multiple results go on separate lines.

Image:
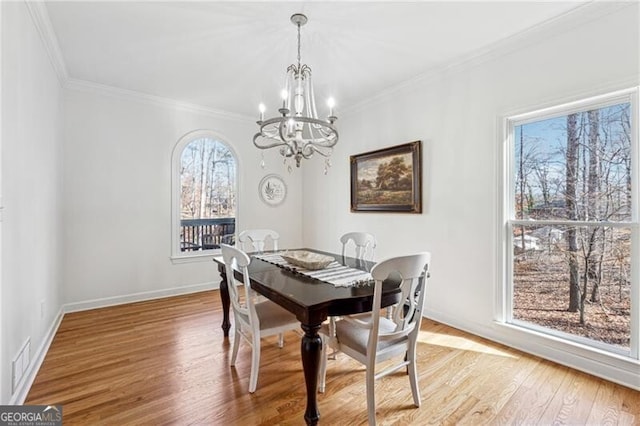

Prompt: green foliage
xmin=375 ymin=156 xmax=411 ymax=190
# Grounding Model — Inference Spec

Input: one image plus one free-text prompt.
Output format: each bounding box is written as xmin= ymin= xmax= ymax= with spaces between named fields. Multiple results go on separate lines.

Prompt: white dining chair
xmin=318 ymin=252 xmax=431 ymax=425
xmin=340 ymin=232 xmax=377 ymax=261
xmin=220 ymin=244 xmax=299 ymax=393
xmin=328 ymin=232 xmax=378 ymax=359
xmin=238 ymin=229 xmax=280 ymax=253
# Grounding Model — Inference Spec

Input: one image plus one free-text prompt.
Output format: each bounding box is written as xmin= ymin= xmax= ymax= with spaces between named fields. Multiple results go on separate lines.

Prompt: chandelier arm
xmin=310 ymin=126 xmax=338 ymax=147
xmin=316 ymin=124 xmax=334 ymax=138
xmin=304 ymin=143 xmax=332 ymax=158
xmin=255 ymin=119 xmax=287 ymax=146
xmin=261 ymin=122 xmax=281 ymax=139
xmin=254 ymin=133 xmax=287 ymax=150
xmin=295 ymin=117 xmax=339 ymax=147
xmin=307 ymin=120 xmax=327 ymax=147
xmin=253 ymin=133 xmax=286 ymax=149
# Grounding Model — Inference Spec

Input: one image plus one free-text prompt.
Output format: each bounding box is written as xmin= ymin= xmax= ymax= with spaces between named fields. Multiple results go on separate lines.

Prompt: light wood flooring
xmin=26 ymin=290 xmax=639 ymax=425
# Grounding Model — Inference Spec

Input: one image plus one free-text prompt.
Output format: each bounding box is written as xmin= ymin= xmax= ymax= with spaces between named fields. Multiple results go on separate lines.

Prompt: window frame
xmin=499 ymin=87 xmax=639 ymax=360
xmin=170 ymin=130 xmax=239 ymax=263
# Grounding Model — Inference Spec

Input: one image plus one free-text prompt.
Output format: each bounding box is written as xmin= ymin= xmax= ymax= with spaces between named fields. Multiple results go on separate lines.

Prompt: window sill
xmin=492 ymin=321 xmax=639 ymax=389
xmin=170 ymin=251 xmax=219 ymax=264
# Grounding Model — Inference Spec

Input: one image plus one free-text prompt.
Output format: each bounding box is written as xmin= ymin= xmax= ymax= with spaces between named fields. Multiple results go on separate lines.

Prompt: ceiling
xmin=44 ymin=1 xmax=588 ymax=119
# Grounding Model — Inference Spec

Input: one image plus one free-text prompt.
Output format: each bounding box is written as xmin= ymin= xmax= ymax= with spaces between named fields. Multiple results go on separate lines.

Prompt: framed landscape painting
xmin=350 ymin=141 xmax=422 ymax=213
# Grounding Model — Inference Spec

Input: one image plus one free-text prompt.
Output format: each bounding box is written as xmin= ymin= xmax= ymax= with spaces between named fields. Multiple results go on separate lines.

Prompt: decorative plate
xmin=259 ymin=174 xmax=287 ymax=206
xmin=281 ymin=251 xmax=335 ymax=270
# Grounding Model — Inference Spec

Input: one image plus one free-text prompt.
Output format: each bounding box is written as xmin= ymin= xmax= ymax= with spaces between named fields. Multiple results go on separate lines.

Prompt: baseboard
xmin=9 ymin=307 xmax=64 ymax=405
xmin=64 ymin=281 xmax=219 ymax=313
xmin=424 ymin=308 xmax=640 ymax=391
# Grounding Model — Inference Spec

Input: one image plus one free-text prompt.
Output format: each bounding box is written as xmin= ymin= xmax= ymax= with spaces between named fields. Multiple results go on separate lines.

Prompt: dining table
xmin=212 ymin=248 xmax=401 ymax=425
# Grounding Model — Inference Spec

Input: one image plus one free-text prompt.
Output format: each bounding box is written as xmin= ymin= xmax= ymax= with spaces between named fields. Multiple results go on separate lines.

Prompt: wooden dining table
xmin=213 ymin=248 xmax=401 ymax=425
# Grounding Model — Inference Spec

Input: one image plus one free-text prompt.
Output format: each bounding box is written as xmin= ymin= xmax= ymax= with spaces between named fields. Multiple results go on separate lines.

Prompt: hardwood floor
xmin=26 ymin=290 xmax=639 ymax=425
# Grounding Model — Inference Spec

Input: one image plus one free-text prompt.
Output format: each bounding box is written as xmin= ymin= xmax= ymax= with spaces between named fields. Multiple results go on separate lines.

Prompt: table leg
xmin=218 ymin=265 xmax=231 ymax=337
xmin=301 ymin=322 xmax=322 ymax=425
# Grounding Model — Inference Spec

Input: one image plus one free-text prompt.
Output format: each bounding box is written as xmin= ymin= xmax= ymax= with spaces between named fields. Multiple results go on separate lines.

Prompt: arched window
xmin=171 ymin=130 xmax=237 ymax=261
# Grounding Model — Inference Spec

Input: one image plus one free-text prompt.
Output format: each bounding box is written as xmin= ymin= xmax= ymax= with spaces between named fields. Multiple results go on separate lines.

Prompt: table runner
xmin=253 ymin=252 xmax=373 ymax=287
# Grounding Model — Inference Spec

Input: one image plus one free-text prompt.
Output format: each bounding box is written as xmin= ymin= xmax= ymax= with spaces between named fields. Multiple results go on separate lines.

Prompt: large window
xmin=172 ymin=131 xmax=237 ymax=259
xmin=503 ymin=89 xmax=638 ymax=358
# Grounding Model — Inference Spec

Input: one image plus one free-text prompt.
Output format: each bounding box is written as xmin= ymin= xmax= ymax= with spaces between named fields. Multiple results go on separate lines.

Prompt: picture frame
xmin=350 ymin=141 xmax=422 ymax=213
xmin=258 ymin=174 xmax=287 ymax=207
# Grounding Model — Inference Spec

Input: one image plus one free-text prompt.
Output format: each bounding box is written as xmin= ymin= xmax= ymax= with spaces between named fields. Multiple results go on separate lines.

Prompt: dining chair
xmin=340 ymin=232 xmax=377 ymax=261
xmin=220 ymin=244 xmax=299 ymax=393
xmin=332 ymin=232 xmax=378 ymax=356
xmin=238 ymin=229 xmax=279 ymax=253
xmin=318 ymin=252 xmax=431 ymax=425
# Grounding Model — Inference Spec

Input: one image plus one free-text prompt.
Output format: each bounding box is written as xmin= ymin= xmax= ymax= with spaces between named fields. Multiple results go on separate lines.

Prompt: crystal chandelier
xmin=253 ymin=13 xmax=338 ymax=171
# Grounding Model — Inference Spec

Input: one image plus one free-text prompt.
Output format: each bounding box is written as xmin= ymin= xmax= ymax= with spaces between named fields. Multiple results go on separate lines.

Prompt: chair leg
xmin=278 ymin=332 xmax=284 ymax=348
xmin=231 ymin=328 xmax=241 ymax=366
xmin=328 ymin=317 xmax=338 ymax=360
xmin=366 ymin=367 xmax=376 ymax=425
xmin=407 ymin=347 xmax=421 ymax=407
xmin=249 ymin=334 xmax=261 ymax=393
xmin=318 ymin=335 xmax=327 ymax=393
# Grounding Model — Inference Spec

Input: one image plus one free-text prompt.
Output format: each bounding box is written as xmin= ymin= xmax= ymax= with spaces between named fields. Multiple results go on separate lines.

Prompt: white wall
xmin=1 ymin=1 xmax=64 ymax=403
xmin=303 ymin=4 xmax=639 ymax=389
xmin=62 ymin=88 xmax=303 ymax=306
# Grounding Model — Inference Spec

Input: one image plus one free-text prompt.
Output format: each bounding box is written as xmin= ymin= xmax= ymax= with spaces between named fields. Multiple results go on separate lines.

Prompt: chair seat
xmin=325 ymin=316 xmax=406 ymax=355
xmin=255 ymin=301 xmax=298 ymax=330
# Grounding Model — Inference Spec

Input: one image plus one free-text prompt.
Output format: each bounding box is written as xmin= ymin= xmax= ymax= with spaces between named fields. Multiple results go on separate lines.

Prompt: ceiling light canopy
xmin=253 ymin=13 xmax=338 ymax=173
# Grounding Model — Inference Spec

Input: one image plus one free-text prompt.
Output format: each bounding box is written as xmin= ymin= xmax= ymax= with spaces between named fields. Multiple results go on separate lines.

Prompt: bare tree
xmin=566 ymin=113 xmax=580 ymax=312
xmin=518 ymin=128 xmax=526 ymax=250
xmin=586 ymin=110 xmax=601 ymax=301
xmin=180 ymin=139 xmax=236 ymax=220
xmin=532 ymin=156 xmax=552 ymax=207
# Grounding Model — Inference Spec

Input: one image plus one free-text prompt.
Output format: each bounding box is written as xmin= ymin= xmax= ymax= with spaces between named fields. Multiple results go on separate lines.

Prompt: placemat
xmin=253 ymin=253 xmax=373 ymax=287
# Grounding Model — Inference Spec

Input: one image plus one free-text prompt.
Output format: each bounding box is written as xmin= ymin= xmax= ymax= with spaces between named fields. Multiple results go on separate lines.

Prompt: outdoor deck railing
xmin=180 ymin=218 xmax=235 ymax=251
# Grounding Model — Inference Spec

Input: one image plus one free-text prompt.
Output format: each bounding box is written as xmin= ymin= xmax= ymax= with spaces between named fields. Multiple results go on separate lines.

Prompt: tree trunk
xmin=587 ymin=110 xmax=600 ymax=300
xmin=198 ymin=141 xmax=208 ymax=218
xmin=566 ymin=113 xmax=580 ymax=312
xmin=519 ymin=128 xmax=526 ymax=250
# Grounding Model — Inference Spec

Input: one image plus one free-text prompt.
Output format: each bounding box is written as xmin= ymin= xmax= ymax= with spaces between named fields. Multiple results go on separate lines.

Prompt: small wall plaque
xmin=259 ymin=174 xmax=287 ymax=207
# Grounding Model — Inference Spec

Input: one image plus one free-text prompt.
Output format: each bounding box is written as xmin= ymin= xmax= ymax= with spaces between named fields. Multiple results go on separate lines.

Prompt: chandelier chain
xmin=296 ymin=21 xmax=301 ymax=70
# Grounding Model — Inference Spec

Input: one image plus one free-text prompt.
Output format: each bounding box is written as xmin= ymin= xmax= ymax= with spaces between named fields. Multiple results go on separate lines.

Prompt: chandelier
xmin=253 ymin=13 xmax=338 ymax=172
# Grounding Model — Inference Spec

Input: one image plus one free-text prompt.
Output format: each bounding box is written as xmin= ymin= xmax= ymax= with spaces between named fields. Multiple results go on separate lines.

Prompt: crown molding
xmin=24 ymin=0 xmax=68 ymax=85
xmin=344 ymin=1 xmax=636 ymax=116
xmin=64 ymin=78 xmax=254 ymax=123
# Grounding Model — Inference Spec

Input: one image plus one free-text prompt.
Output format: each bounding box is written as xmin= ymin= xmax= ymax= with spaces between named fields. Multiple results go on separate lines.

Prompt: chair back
xmin=340 ymin=232 xmax=376 ymax=261
xmin=220 ymin=244 xmax=258 ymax=326
xmin=368 ymin=252 xmax=431 ymax=356
xmin=238 ymin=229 xmax=280 ymax=252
